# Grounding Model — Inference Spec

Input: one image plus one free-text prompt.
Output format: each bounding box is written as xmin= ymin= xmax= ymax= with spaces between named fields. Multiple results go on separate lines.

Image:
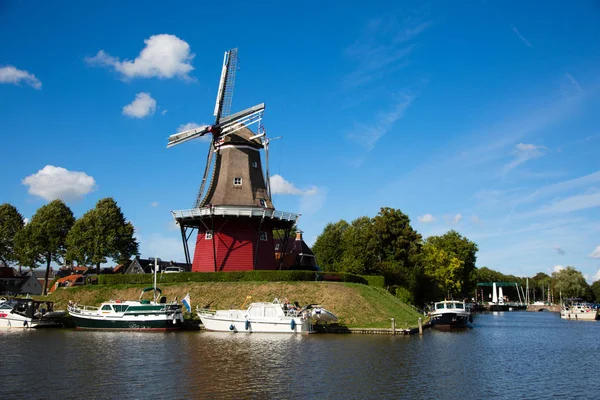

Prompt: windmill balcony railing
xmin=171 ymin=206 xmax=300 ymax=222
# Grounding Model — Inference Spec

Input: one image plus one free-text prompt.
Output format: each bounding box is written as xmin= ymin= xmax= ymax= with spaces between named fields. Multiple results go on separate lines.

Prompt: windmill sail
xmin=214 ymin=48 xmax=238 ymax=121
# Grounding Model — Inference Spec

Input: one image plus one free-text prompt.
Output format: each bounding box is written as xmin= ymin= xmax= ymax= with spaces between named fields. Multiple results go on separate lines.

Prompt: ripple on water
xmin=1 ymin=312 xmax=600 ymax=399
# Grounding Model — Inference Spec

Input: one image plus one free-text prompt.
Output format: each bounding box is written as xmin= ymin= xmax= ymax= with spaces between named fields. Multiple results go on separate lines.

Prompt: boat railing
xmin=68 ymin=304 xmax=99 ymax=313
xmin=196 ymin=306 xmax=216 ymax=315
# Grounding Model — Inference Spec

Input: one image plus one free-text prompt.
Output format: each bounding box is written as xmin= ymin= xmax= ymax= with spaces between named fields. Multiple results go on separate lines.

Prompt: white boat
xmin=430 ymin=299 xmax=472 ymax=327
xmin=68 ymin=287 xmax=184 ymax=330
xmin=197 ymin=298 xmax=338 ymax=334
xmin=560 ymin=300 xmax=599 ymax=321
xmin=0 ymin=297 xmax=65 ymax=329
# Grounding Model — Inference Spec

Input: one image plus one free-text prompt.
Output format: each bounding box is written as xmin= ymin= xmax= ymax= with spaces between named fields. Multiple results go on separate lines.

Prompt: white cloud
xmin=536 ymin=192 xmax=600 ymax=215
xmin=442 ymin=213 xmax=463 ymax=225
xmin=123 ymin=92 xmax=156 ymax=118
xmin=593 ymin=269 xmax=600 ymax=282
xmin=503 ymin=143 xmax=546 ymax=174
xmin=510 ymin=25 xmax=532 ymax=48
xmin=299 ymin=187 xmax=327 ymax=216
xmin=344 ymin=15 xmax=431 ymax=88
xmin=589 ymin=245 xmax=600 ymax=259
xmin=86 ymin=34 xmax=195 ymax=80
xmin=564 ymin=73 xmax=583 ymax=93
xmin=348 ymin=91 xmax=415 ymax=149
xmin=418 ymin=213 xmax=436 ymax=223
xmin=471 ymin=215 xmax=482 ymax=224
xmin=553 ymin=265 xmax=564 ymax=273
xmin=151 ymin=202 xmax=159 ymax=207
xmin=161 ymin=109 xmax=168 ymax=116
xmin=23 ymin=218 xmax=29 ymax=225
xmin=270 ymin=174 xmax=317 ymax=196
xmin=0 ymin=65 xmax=42 ymax=89
xmin=176 ymin=122 xmax=211 ymax=142
xmin=138 ymin=232 xmax=186 ymax=263
xmin=554 ymin=245 xmax=565 ymax=256
xmin=168 ymin=220 xmax=180 ymax=231
xmin=22 ymin=165 xmax=97 ymax=201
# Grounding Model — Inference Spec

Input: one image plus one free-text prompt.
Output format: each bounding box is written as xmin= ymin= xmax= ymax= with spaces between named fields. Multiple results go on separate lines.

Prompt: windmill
xmin=167 ymin=48 xmax=299 ymax=272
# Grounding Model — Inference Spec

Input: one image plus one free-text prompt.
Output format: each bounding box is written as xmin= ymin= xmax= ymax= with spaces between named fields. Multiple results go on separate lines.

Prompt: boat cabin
xmin=435 ymin=301 xmax=466 ymax=310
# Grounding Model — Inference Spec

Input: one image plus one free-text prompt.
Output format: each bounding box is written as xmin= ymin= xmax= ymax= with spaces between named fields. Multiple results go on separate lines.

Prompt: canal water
xmin=2 ymin=311 xmax=600 ymax=399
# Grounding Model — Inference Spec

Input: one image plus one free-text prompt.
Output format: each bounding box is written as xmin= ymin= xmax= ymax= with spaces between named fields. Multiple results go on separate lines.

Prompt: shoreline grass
xmin=42 ymin=281 xmax=423 ymax=329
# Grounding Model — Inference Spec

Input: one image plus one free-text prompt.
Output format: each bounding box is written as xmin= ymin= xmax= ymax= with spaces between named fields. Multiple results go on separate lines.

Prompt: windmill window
xmin=260 ymin=232 xmax=268 ymax=241
xmin=205 ymin=230 xmax=213 ymax=240
xmin=252 ymin=161 xmax=258 ymax=168
xmin=233 ymin=177 xmax=242 ymax=186
xmin=259 ymin=199 xmax=266 ymax=207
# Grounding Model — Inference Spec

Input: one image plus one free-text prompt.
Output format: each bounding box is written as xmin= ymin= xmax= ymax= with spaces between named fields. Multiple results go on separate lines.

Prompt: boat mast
xmin=154 ymin=256 xmax=158 ymax=303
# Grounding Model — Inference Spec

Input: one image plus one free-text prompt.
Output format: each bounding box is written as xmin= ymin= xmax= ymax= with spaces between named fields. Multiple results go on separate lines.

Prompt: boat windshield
xmin=454 ymin=302 xmax=464 ymax=309
xmin=436 ymin=303 xmax=445 ymax=309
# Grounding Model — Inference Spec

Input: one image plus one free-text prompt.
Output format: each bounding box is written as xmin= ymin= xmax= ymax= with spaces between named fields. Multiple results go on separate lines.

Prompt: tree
xmin=369 ymin=207 xmax=422 ymax=276
xmin=15 ymin=200 xmax=75 ymax=295
xmin=422 ymin=242 xmax=465 ymax=300
xmin=425 ymin=230 xmax=478 ymax=297
xmin=66 ymin=198 xmax=139 ymax=273
xmin=590 ymin=281 xmax=600 ymax=303
xmin=339 ymin=216 xmax=374 ymax=274
xmin=312 ymin=220 xmax=349 ymax=271
xmin=552 ymin=266 xmax=589 ymax=299
xmin=0 ymin=203 xmax=25 ymax=267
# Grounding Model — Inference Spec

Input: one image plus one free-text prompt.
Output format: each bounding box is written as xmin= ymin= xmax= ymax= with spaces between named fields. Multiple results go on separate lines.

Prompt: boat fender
xmin=229 ymin=324 xmax=235 ymax=331
xmin=245 ymin=320 xmax=250 ymax=330
xmin=290 ymin=319 xmax=296 ymax=330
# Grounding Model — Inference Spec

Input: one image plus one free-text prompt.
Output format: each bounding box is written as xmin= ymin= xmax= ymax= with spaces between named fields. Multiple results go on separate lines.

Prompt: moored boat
xmin=560 ymin=300 xmax=599 ymax=321
xmin=0 ymin=297 xmax=65 ymax=329
xmin=197 ymin=298 xmax=338 ymax=334
xmin=430 ymin=299 xmax=472 ymax=328
xmin=68 ymin=287 xmax=184 ymax=330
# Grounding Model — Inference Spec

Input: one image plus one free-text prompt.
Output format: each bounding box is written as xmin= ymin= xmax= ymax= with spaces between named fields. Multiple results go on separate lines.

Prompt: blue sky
xmin=1 ymin=1 xmax=599 ymax=281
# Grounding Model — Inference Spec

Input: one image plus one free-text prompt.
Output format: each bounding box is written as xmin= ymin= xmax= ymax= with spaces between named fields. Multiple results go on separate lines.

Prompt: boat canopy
xmin=141 ymin=287 xmax=162 ymax=294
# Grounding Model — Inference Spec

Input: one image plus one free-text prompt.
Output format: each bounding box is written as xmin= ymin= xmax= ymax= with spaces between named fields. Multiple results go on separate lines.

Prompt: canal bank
xmin=42 ymin=281 xmax=425 ymax=331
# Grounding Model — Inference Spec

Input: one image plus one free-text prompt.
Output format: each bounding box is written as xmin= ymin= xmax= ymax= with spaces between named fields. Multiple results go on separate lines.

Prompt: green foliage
xmin=425 ymin=230 xmax=478 ymax=297
xmin=370 ymin=207 xmax=422 ymax=276
xmin=394 ymin=286 xmax=412 ymax=304
xmin=340 ymin=216 xmax=375 ymax=274
xmin=272 ymin=224 xmax=298 ymax=240
xmin=16 ymin=200 xmax=75 ymax=294
xmin=421 ymin=242 xmax=464 ymax=299
xmin=312 ymin=220 xmax=349 ymax=271
xmin=591 ymin=281 xmax=600 ymax=303
xmin=552 ymin=266 xmax=589 ymax=299
xmin=66 ymin=198 xmax=139 ymax=272
xmin=98 ymin=270 xmax=370 ymax=285
xmin=0 ymin=203 xmax=25 ymax=266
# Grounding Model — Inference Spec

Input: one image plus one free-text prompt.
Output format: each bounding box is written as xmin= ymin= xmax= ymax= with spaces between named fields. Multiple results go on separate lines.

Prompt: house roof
xmin=0 ymin=267 xmax=18 ymax=278
xmin=56 ymin=274 xmax=84 ymax=284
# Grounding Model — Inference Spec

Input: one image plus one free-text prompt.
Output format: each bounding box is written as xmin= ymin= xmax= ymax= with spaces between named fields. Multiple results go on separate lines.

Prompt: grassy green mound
xmin=45 ymin=282 xmax=422 ymax=329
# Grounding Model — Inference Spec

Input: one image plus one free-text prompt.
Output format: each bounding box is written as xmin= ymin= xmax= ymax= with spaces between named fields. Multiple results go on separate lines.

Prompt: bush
xmin=97 ymin=270 xmax=380 ymax=286
xmin=394 ymin=286 xmax=413 ymax=304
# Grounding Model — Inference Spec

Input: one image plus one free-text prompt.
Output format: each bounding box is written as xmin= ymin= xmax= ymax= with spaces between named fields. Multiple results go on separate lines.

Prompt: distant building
xmin=0 ymin=267 xmax=43 ymax=295
xmin=123 ymin=256 xmax=191 ymax=274
xmin=274 ymin=231 xmax=319 ymax=271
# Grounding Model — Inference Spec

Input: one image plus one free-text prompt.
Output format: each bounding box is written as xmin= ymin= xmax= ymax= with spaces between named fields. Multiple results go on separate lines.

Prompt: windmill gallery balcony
xmin=171 ymin=206 xmax=300 ymax=224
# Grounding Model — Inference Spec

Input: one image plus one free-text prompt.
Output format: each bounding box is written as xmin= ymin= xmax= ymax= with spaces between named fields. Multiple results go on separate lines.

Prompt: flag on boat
xmin=182 ymin=293 xmax=191 ymax=313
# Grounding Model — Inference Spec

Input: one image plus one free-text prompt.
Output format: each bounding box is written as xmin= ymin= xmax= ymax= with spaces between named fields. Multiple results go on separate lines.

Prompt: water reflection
xmin=2 ymin=313 xmax=600 ymax=399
